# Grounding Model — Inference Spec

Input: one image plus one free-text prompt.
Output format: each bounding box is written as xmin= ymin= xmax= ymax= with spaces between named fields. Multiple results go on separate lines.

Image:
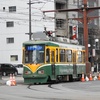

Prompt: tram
xmin=22 ymin=37 xmax=86 ymax=84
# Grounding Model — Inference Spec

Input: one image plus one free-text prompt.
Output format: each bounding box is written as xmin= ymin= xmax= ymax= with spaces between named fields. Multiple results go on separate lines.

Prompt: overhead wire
xmin=0 ymin=0 xmax=55 ymax=28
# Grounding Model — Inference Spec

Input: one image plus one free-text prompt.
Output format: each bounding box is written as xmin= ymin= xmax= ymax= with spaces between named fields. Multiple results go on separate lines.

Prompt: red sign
xmin=72 ymin=25 xmax=78 ymax=39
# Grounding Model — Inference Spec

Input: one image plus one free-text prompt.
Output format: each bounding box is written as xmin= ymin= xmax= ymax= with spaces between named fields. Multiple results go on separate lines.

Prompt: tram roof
xmin=23 ymin=40 xmax=85 ymax=49
xmin=23 ymin=40 xmax=59 ymax=46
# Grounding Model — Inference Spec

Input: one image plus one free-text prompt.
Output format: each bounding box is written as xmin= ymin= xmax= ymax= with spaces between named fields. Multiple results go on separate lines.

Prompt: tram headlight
xmin=25 ymin=71 xmax=31 ymax=74
xmin=38 ymin=70 xmax=44 ymax=74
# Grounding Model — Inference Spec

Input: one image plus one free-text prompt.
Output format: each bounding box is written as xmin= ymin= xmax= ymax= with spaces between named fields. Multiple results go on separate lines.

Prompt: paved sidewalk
xmin=0 ymin=76 xmax=24 ymax=85
xmin=92 ymin=72 xmax=100 ymax=76
xmin=0 ymin=79 xmax=6 ymax=85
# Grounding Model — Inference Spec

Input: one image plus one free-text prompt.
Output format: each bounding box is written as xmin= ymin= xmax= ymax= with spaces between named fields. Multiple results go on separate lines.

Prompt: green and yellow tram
xmin=22 ymin=40 xmax=86 ymax=84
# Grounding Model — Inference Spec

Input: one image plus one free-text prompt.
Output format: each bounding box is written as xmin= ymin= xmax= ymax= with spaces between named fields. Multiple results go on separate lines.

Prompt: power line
xmin=0 ymin=0 xmax=55 ymax=30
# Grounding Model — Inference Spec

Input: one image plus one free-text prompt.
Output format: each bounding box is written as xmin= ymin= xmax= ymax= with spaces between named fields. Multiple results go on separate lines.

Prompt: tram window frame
xmin=65 ymin=50 xmax=68 ymax=62
xmin=51 ymin=50 xmax=55 ymax=63
xmin=60 ymin=49 xmax=65 ymax=62
xmin=22 ymin=48 xmax=25 ymax=63
xmin=82 ymin=51 xmax=85 ymax=63
xmin=73 ymin=50 xmax=76 ymax=63
xmin=56 ymin=49 xmax=58 ymax=62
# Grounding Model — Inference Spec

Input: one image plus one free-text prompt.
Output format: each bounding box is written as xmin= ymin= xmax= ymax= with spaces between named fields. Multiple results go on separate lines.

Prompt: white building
xmin=0 ymin=0 xmax=54 ymax=64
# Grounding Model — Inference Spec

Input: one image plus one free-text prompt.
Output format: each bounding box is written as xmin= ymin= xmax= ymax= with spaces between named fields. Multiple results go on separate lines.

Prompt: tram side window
xmin=60 ymin=49 xmax=65 ymax=62
xmin=46 ymin=48 xmax=50 ymax=63
xmin=73 ymin=51 xmax=76 ymax=62
xmin=51 ymin=50 xmax=55 ymax=62
xmin=67 ymin=50 xmax=72 ymax=62
xmin=23 ymin=49 xmax=25 ymax=63
xmin=78 ymin=51 xmax=82 ymax=63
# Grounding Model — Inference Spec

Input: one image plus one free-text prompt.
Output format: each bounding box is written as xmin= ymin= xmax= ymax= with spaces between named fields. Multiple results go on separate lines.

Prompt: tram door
xmin=50 ymin=49 xmax=56 ymax=77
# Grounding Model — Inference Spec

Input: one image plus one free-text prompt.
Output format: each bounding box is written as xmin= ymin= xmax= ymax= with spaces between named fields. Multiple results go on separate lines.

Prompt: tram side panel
xmin=77 ymin=64 xmax=86 ymax=77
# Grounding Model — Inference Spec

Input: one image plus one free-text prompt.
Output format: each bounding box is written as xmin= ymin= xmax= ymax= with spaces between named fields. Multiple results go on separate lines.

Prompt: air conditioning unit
xmin=63 ymin=38 xmax=70 ymax=43
xmin=70 ymin=39 xmax=79 ymax=44
xmin=55 ymin=37 xmax=70 ymax=43
xmin=55 ymin=37 xmax=64 ymax=42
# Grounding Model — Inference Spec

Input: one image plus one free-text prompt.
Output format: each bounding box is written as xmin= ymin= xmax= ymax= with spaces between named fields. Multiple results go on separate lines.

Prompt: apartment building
xmin=0 ymin=0 xmax=54 ymax=64
xmin=54 ymin=0 xmax=73 ymax=37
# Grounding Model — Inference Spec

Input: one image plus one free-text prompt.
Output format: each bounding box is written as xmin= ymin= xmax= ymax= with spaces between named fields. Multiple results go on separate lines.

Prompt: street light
xmin=88 ymin=38 xmax=99 ymax=73
xmin=95 ymin=39 xmax=99 ymax=42
xmin=88 ymin=36 xmax=95 ymax=73
xmin=88 ymin=44 xmax=91 ymax=47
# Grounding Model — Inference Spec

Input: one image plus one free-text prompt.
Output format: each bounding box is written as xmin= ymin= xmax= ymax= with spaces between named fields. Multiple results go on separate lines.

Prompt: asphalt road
xmin=0 ymin=76 xmax=100 ymax=100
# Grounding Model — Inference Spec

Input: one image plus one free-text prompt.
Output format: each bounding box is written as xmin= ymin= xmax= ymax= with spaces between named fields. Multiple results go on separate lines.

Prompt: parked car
xmin=13 ymin=64 xmax=23 ymax=75
xmin=0 ymin=63 xmax=18 ymax=76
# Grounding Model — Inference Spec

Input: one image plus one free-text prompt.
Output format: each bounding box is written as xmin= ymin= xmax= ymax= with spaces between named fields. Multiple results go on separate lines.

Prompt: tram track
xmin=27 ymin=83 xmax=63 ymax=93
xmin=27 ymin=83 xmax=72 ymax=100
xmin=27 ymin=83 xmax=83 ymax=100
xmin=48 ymin=84 xmax=61 ymax=90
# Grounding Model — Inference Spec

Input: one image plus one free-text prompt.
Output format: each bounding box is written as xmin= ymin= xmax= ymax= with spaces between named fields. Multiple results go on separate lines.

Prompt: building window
xmin=10 ymin=55 xmax=18 ymax=61
xmin=9 ymin=6 xmax=16 ymax=12
xmin=6 ymin=21 xmax=14 ymax=27
xmin=3 ymin=7 xmax=5 ymax=11
xmin=6 ymin=38 xmax=14 ymax=43
xmin=69 ymin=26 xmax=72 ymax=36
xmin=94 ymin=19 xmax=97 ymax=25
xmin=72 ymin=14 xmax=76 ymax=18
xmin=56 ymin=2 xmax=65 ymax=9
xmin=79 ymin=0 xmax=83 ymax=5
xmin=56 ymin=19 xmax=65 ymax=28
xmin=78 ymin=27 xmax=83 ymax=33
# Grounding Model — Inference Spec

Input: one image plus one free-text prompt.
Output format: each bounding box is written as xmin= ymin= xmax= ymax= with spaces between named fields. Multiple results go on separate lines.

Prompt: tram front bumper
xmin=23 ymin=74 xmax=47 ymax=79
xmin=23 ymin=74 xmax=48 ymax=84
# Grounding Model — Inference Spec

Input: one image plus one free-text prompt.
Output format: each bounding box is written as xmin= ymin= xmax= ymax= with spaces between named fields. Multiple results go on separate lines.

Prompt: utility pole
xmin=29 ymin=0 xmax=32 ymax=40
xmin=26 ymin=0 xmax=42 ymax=40
xmin=26 ymin=0 xmax=32 ymax=40
xmin=43 ymin=0 xmax=100 ymax=73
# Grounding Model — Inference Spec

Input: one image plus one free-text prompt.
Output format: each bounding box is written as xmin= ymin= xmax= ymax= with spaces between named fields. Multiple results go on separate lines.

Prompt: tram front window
xmin=25 ymin=45 xmax=45 ymax=63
